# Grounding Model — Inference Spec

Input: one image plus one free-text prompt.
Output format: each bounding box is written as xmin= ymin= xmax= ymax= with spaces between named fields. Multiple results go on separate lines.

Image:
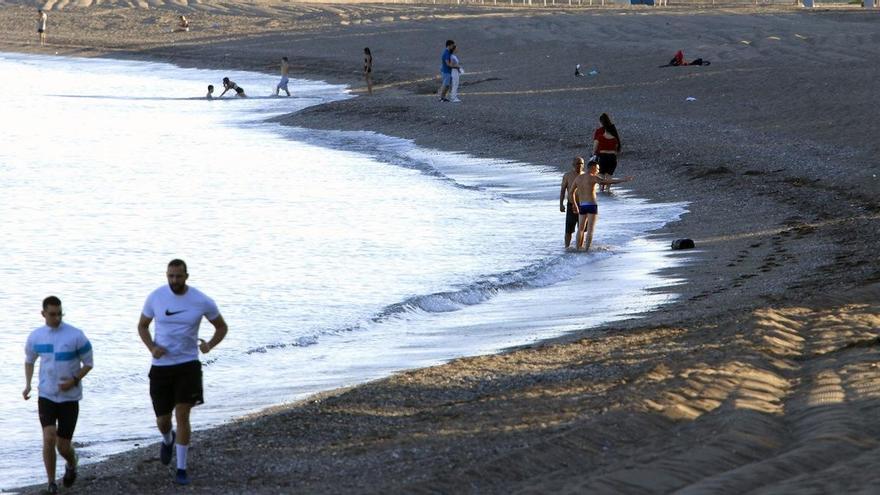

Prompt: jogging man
xmin=559 ymin=156 xmax=585 ymax=249
xmin=138 ymin=259 xmax=228 ymax=485
xmin=24 ymin=296 xmax=93 ymax=495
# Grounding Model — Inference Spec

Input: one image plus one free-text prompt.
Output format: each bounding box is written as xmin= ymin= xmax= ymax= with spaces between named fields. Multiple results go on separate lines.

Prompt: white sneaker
xmin=451 ymin=98 xmax=461 ymax=103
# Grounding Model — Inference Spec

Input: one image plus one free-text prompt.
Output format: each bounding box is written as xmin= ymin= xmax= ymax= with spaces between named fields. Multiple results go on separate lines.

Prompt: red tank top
xmin=593 ymin=127 xmax=619 ymax=153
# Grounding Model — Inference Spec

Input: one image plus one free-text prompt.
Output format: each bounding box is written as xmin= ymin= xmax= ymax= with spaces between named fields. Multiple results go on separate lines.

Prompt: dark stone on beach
xmin=672 ymin=239 xmax=695 ymax=250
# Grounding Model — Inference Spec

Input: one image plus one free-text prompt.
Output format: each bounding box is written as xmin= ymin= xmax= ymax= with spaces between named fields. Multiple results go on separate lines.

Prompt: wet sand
xmin=3 ymin=1 xmax=879 ymax=493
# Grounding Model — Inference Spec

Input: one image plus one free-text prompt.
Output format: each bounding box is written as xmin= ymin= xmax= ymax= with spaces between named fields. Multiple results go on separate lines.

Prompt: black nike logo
xmin=165 ymin=309 xmax=186 ymax=316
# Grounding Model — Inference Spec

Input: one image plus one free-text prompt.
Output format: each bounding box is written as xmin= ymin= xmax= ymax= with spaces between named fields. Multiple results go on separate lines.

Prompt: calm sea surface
xmin=0 ymin=53 xmax=687 ymax=489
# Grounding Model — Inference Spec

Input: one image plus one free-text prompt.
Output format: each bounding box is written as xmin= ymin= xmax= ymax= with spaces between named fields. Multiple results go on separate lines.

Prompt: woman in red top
xmin=592 ymin=113 xmax=622 ymax=192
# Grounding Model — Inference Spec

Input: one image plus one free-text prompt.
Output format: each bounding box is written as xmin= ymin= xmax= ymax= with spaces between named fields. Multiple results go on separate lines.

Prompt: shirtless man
xmin=275 ymin=57 xmax=290 ymax=97
xmin=559 ymin=156 xmax=585 ymax=249
xmin=570 ymin=158 xmax=634 ymax=251
xmin=37 ymin=9 xmax=47 ymax=46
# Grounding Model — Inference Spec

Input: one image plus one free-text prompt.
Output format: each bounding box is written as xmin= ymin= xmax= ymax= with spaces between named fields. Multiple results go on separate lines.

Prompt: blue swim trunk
xmin=578 ymin=203 xmax=598 ymax=215
xmin=441 ymin=72 xmax=452 ymax=87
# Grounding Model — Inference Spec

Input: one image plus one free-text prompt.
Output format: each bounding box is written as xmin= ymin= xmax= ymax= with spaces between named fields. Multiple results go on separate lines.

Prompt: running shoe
xmin=45 ymin=482 xmax=58 ymax=494
xmin=62 ymin=453 xmax=78 ymax=487
xmin=160 ymin=430 xmax=176 ymax=465
xmin=175 ymin=469 xmax=190 ymax=485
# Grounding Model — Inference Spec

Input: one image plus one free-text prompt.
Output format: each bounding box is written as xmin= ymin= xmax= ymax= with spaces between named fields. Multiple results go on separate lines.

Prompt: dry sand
xmin=2 ymin=1 xmax=879 ymax=493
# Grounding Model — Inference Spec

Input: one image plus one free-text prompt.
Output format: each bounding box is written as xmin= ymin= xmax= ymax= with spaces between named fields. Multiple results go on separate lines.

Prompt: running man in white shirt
xmin=24 ymin=296 xmax=94 ymax=495
xmin=137 ymin=259 xmax=228 ymax=486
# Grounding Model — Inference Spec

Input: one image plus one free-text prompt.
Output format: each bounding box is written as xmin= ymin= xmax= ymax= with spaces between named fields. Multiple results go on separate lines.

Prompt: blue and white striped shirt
xmin=25 ymin=322 xmax=93 ymax=403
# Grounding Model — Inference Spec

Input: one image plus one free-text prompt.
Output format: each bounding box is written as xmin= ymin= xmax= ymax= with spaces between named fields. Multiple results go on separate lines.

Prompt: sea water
xmin=0 ymin=53 xmax=687 ymax=489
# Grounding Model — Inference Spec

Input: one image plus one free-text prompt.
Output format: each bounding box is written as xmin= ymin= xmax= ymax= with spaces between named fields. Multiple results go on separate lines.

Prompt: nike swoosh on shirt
xmin=165 ymin=309 xmax=186 ymax=316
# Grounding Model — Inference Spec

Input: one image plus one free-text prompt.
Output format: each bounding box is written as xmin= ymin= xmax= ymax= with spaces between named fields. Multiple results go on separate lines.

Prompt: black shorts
xmin=149 ymin=360 xmax=203 ymax=417
xmin=38 ymin=398 xmax=79 ymax=439
xmin=234 ymin=87 xmax=245 ymax=95
xmin=598 ymin=153 xmax=618 ymax=176
xmin=37 ymin=28 xmax=45 ymax=34
xmin=565 ymin=203 xmax=579 ymax=235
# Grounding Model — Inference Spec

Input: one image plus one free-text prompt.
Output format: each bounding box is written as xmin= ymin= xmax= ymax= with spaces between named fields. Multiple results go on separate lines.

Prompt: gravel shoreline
xmin=4 ymin=2 xmax=879 ymax=493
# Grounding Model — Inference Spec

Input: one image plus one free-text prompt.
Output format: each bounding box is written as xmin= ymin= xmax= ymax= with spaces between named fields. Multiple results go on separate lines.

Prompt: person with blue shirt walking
xmin=23 ymin=296 xmax=94 ymax=495
xmin=438 ymin=39 xmax=455 ymax=102
xmin=138 ymin=259 xmax=228 ymax=486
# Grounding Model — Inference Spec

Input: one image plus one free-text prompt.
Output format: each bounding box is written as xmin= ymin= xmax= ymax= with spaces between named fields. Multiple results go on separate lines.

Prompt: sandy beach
xmin=3 ymin=1 xmax=879 ymax=493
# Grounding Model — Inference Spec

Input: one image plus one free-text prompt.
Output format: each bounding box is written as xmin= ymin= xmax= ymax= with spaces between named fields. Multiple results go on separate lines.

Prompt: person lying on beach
xmin=219 ymin=77 xmax=246 ymax=98
xmin=206 ymin=85 xmax=214 ymax=100
xmin=570 ymin=157 xmax=634 ymax=251
xmin=175 ymin=15 xmax=190 ymax=32
xmin=660 ymin=50 xmax=710 ymax=67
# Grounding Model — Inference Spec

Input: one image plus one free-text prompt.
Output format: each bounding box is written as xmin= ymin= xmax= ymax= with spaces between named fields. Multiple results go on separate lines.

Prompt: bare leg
xmin=156 ymin=413 xmax=172 ymax=436
xmin=576 ymin=214 xmax=589 ymax=250
xmin=56 ymin=437 xmax=76 ymax=468
xmin=366 ymin=73 xmax=373 ymax=95
xmin=583 ymin=213 xmax=598 ymax=251
xmin=42 ymin=426 xmax=57 ymax=483
xmin=565 ymin=230 xmax=572 ymax=249
xmin=175 ymin=404 xmax=193 ymax=445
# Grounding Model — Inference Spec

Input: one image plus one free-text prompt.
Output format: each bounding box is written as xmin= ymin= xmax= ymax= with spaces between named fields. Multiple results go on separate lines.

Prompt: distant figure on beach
xmin=206 ymin=85 xmax=214 ymax=100
xmin=24 ymin=296 xmax=94 ymax=495
xmin=363 ymin=47 xmax=373 ymax=95
xmin=570 ymin=158 xmax=634 ymax=251
xmin=560 ymin=156 xmax=585 ymax=249
xmin=37 ymin=9 xmax=47 ymax=46
xmin=138 ymin=259 xmax=228 ymax=486
xmin=438 ymin=39 xmax=455 ymax=102
xmin=275 ymin=57 xmax=291 ymax=97
xmin=219 ymin=77 xmax=246 ymax=98
xmin=662 ymin=50 xmax=710 ymax=67
xmin=592 ymin=113 xmax=622 ymax=192
xmin=449 ymin=45 xmax=463 ymax=103
xmin=176 ymin=15 xmax=190 ymax=32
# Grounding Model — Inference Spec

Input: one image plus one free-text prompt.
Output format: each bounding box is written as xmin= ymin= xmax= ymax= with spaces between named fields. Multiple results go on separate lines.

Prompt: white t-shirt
xmin=25 ymin=322 xmax=93 ymax=403
xmin=142 ymin=285 xmax=220 ymax=366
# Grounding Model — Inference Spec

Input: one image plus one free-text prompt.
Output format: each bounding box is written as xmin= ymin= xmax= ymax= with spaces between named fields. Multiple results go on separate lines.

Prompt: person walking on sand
xmin=559 ymin=156 xmax=585 ymax=249
xmin=571 ymin=158 xmax=634 ymax=251
xmin=363 ymin=47 xmax=373 ymax=95
xmin=37 ymin=9 xmax=47 ymax=46
xmin=24 ymin=296 xmax=94 ymax=495
xmin=138 ymin=259 xmax=228 ymax=486
xmin=438 ymin=39 xmax=455 ymax=102
xmin=219 ymin=77 xmax=246 ymax=98
xmin=592 ymin=113 xmax=622 ymax=192
xmin=449 ymin=45 xmax=463 ymax=103
xmin=275 ymin=57 xmax=291 ymax=97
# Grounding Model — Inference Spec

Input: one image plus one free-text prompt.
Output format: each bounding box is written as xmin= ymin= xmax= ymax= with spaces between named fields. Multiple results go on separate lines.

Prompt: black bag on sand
xmin=671 ymin=239 xmax=695 ymax=250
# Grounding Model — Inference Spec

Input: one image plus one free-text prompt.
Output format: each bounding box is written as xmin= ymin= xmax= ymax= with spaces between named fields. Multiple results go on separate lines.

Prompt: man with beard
xmin=137 ymin=259 xmax=228 ymax=485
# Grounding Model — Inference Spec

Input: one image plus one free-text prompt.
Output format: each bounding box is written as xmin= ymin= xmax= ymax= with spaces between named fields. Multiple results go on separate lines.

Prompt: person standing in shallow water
xmin=363 ymin=47 xmax=373 ymax=95
xmin=559 ymin=156 xmax=584 ymax=249
xmin=592 ymin=113 xmax=622 ymax=192
xmin=37 ymin=9 xmax=47 ymax=46
xmin=24 ymin=296 xmax=94 ymax=495
xmin=570 ymin=158 xmax=634 ymax=251
xmin=138 ymin=259 xmax=228 ymax=486
xmin=275 ymin=57 xmax=291 ymax=97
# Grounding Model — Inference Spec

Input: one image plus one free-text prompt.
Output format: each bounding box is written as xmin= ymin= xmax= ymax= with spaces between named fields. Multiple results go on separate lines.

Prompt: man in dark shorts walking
xmin=24 ymin=296 xmax=94 ymax=495
xmin=559 ymin=156 xmax=585 ymax=249
xmin=138 ymin=259 xmax=228 ymax=486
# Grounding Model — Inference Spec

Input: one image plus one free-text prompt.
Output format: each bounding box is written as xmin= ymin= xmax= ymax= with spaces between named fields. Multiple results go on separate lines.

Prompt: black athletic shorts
xmin=598 ymin=153 xmax=618 ymax=176
xmin=149 ymin=360 xmax=203 ymax=417
xmin=565 ymin=203 xmax=579 ymax=235
xmin=38 ymin=398 xmax=79 ymax=439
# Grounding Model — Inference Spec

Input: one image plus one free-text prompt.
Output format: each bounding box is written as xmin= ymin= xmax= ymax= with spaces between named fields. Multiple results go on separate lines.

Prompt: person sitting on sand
xmin=206 ymin=85 xmax=214 ymax=100
xmin=570 ymin=157 xmax=634 ymax=251
xmin=664 ymin=50 xmax=709 ymax=67
xmin=176 ymin=15 xmax=190 ymax=32
xmin=219 ymin=77 xmax=246 ymax=98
